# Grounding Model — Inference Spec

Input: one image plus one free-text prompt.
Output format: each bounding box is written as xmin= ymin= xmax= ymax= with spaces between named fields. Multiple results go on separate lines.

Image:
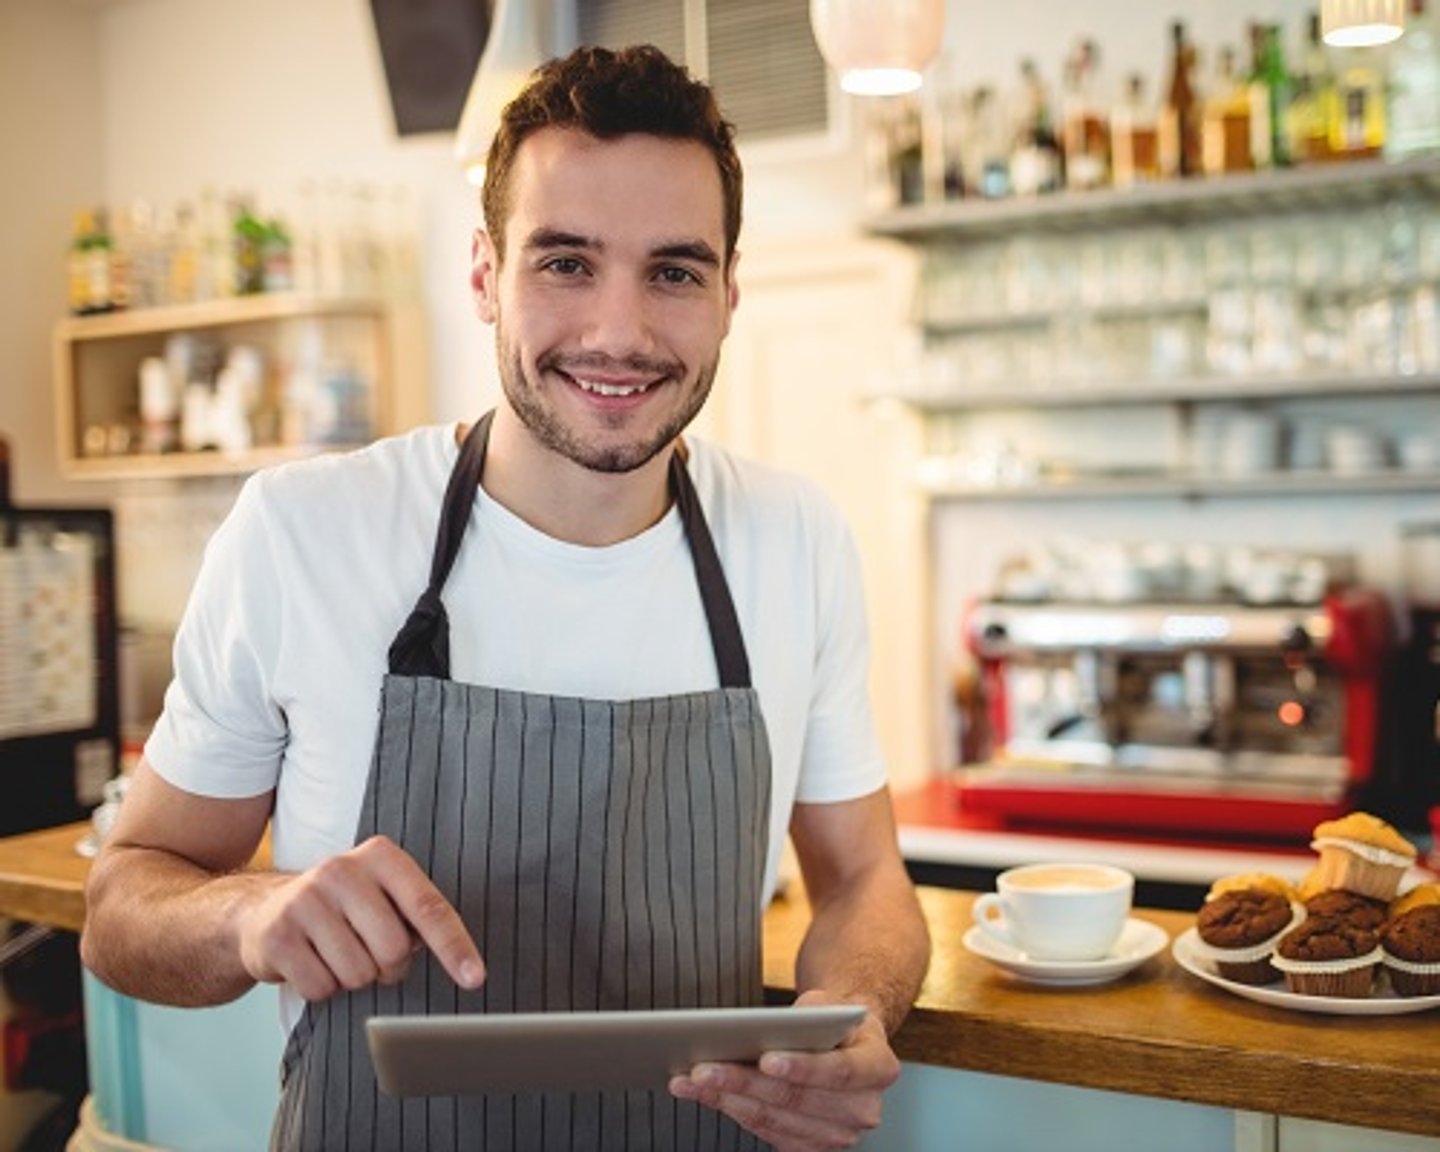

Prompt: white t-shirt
xmin=147 ymin=424 xmax=886 ymax=1022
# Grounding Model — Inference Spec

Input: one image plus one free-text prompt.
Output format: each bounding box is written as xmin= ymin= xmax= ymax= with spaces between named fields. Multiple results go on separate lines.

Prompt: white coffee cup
xmin=972 ymin=863 xmax=1134 ymax=961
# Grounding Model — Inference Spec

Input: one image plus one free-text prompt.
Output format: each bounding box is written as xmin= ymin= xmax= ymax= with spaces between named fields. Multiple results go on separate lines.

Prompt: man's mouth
xmin=572 ymin=376 xmax=656 ymax=398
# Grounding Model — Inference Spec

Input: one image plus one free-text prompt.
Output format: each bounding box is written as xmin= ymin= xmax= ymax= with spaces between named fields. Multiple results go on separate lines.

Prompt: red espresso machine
xmin=954 ymin=576 xmax=1393 ymax=843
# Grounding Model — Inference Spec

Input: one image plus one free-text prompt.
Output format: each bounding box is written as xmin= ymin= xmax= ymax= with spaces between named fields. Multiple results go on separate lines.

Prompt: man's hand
xmin=667 ymin=990 xmax=900 ymax=1151
xmin=237 ymin=835 xmax=486 ymax=1002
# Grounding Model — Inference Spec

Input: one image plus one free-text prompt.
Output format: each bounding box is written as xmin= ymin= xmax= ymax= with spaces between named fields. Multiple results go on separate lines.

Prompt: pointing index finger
xmin=376 ymin=850 xmax=485 ymax=989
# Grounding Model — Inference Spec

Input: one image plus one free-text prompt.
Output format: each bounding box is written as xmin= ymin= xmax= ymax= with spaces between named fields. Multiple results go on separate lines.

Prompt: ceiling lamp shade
xmin=453 ymin=0 xmax=545 ymax=185
xmin=809 ymin=0 xmax=945 ymax=96
xmin=1321 ymin=0 xmax=1406 ymax=46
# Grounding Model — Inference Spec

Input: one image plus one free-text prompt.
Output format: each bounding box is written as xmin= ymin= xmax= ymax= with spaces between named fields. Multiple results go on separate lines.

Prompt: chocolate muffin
xmin=1195 ymin=889 xmax=1297 ymax=984
xmin=1271 ymin=916 xmax=1382 ymax=997
xmin=1379 ymin=904 xmax=1440 ymax=997
xmin=1303 ymin=889 xmax=1388 ymax=931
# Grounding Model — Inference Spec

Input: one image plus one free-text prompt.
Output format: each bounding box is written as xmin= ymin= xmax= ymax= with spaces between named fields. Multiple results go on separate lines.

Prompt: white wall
xmin=0 ymin=0 xmax=106 ymax=504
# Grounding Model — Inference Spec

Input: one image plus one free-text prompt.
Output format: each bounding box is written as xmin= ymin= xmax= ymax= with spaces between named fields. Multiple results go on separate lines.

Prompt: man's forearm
xmin=793 ymin=871 xmax=930 ymax=1036
xmin=82 ymin=846 xmax=283 ymax=1008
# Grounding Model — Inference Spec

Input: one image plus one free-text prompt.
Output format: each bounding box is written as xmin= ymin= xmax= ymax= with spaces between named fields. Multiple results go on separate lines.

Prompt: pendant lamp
xmin=453 ymin=0 xmax=546 ymax=185
xmin=1321 ymin=0 xmax=1405 ymax=46
xmin=809 ymin=0 xmax=945 ymax=96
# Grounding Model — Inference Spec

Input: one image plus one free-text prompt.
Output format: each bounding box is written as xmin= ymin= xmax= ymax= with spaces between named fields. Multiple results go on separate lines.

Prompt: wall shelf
xmin=876 ymin=372 xmax=1440 ymax=412
xmin=52 ymin=294 xmax=414 ymax=482
xmin=918 ymin=466 xmax=1440 ymax=502
xmin=866 ymin=154 xmax=1440 ymax=242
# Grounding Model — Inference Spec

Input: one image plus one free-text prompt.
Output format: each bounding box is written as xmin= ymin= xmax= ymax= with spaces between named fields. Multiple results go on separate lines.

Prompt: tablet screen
xmin=366 ymin=1004 xmax=866 ymax=1096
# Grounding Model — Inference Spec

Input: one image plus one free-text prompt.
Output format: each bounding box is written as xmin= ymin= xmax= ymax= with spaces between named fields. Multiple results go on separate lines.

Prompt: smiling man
xmin=81 ymin=44 xmax=930 ymax=1152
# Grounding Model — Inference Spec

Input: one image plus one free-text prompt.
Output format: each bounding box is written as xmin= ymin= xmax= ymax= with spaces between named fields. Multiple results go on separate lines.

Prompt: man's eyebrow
xmin=653 ymin=240 xmax=721 ymax=268
xmin=523 ymin=228 xmax=597 ymax=252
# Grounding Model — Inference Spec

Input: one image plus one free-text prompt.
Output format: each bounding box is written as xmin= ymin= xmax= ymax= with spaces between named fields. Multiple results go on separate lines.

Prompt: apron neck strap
xmin=387 ymin=413 xmax=492 ymax=678
xmin=389 ymin=412 xmax=752 ymax=689
xmin=669 ymin=448 xmax=751 ymax=689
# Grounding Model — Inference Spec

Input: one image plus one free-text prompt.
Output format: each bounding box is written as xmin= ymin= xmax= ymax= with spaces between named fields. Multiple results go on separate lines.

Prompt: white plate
xmin=962 ymin=918 xmax=1170 ymax=986
xmin=1172 ymin=928 xmax=1440 ymax=1016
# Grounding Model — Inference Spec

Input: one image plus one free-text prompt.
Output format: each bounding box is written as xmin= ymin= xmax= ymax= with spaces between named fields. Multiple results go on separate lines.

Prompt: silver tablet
xmin=366 ymin=1004 xmax=866 ymax=1097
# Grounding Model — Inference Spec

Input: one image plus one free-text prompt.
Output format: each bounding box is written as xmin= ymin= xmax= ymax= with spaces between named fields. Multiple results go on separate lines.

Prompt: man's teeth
xmin=575 ymin=377 xmax=651 ymax=398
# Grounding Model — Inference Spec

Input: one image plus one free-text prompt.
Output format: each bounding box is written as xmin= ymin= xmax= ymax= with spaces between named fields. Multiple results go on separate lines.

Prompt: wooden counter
xmin=4 ymin=824 xmax=1438 ymax=1137
xmin=771 ymin=889 xmax=1440 ymax=1139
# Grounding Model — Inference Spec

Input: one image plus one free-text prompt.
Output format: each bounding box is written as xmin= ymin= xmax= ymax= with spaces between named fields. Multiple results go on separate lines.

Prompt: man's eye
xmin=656 ymin=266 xmax=701 ymax=286
xmin=542 ymin=256 xmax=586 ymax=276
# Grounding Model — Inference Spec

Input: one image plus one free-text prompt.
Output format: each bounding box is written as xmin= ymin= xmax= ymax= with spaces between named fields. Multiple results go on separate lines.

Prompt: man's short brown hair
xmin=481 ymin=44 xmax=743 ymax=265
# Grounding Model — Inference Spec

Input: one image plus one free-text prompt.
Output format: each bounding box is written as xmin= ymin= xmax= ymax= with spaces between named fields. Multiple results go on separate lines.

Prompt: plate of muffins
xmin=1172 ymin=812 xmax=1440 ymax=1016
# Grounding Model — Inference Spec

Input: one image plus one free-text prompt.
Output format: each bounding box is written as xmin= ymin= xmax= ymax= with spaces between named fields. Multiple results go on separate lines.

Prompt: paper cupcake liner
xmin=1310 ymin=837 xmax=1415 ymax=868
xmin=1380 ymin=950 xmax=1440 ymax=976
xmin=1270 ymin=946 xmax=1384 ymax=975
xmin=1188 ymin=904 xmax=1305 ymax=965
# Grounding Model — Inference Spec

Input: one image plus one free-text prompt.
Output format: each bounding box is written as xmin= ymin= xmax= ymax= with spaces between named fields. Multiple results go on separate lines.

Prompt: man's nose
xmin=580 ymin=275 xmax=656 ymax=358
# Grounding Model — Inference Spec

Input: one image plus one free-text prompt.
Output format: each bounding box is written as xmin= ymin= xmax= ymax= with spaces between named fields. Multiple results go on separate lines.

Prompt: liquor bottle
xmin=1387 ymin=0 xmax=1440 ymax=158
xmin=1288 ymin=11 xmax=1336 ymax=163
xmin=67 ymin=211 xmax=93 ymax=315
xmin=1159 ymin=20 xmax=1202 ymax=178
xmin=1009 ymin=58 xmax=1064 ymax=196
xmin=890 ymin=96 xmax=926 ymax=206
xmin=168 ymin=203 xmax=200 ymax=304
xmin=232 ymin=196 xmax=267 ymax=295
xmin=1202 ymin=47 xmax=1254 ymax=174
xmin=1331 ymin=49 xmax=1388 ymax=158
xmin=970 ymin=86 xmax=1013 ymax=199
xmin=108 ymin=205 xmax=132 ymax=312
xmin=68 ymin=209 xmax=114 ymax=315
xmin=1111 ymin=73 xmax=1160 ymax=186
xmin=1249 ymin=24 xmax=1293 ymax=168
xmin=1062 ymin=39 xmax=1110 ymax=189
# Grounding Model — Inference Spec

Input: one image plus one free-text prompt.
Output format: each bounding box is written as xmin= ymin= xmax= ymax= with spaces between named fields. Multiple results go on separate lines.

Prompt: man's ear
xmin=471 ymin=229 xmax=499 ymax=324
xmin=722 ymin=249 xmax=741 ymax=336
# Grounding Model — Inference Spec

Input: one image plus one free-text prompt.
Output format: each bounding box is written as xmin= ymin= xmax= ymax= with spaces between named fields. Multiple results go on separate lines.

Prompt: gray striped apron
xmin=271 ymin=412 xmax=773 ymax=1151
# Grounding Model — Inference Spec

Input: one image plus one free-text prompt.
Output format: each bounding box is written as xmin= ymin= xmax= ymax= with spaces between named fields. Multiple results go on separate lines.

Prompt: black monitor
xmin=0 ymin=506 xmax=119 ymax=836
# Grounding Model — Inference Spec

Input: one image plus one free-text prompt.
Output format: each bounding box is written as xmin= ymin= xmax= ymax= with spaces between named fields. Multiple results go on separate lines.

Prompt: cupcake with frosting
xmin=1193 ymin=888 xmax=1303 ymax=985
xmin=1379 ymin=904 xmax=1440 ymax=997
xmin=1271 ymin=917 xmax=1382 ymax=998
xmin=1309 ymin=812 xmax=1417 ymax=901
xmin=1389 ymin=881 xmax=1440 ymax=921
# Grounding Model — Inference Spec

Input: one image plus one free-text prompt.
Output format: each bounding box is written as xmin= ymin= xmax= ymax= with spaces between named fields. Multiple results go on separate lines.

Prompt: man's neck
xmin=472 ymin=408 xmax=677 ymax=547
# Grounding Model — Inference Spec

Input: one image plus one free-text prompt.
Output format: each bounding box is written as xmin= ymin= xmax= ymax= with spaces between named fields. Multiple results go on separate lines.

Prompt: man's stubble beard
xmin=496 ymin=326 xmax=719 ymax=475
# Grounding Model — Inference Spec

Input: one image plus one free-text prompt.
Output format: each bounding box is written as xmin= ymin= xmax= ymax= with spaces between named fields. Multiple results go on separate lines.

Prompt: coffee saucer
xmin=962 ymin=918 xmax=1170 ymax=987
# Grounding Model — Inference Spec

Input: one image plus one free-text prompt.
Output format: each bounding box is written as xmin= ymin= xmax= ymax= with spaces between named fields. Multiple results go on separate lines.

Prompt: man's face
xmin=472 ymin=127 xmax=739 ymax=474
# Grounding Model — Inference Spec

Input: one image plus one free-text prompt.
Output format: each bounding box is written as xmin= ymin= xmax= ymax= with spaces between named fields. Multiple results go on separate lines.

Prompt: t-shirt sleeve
xmin=793 ymin=509 xmax=888 ymax=804
xmin=144 ymin=473 xmax=288 ymax=799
